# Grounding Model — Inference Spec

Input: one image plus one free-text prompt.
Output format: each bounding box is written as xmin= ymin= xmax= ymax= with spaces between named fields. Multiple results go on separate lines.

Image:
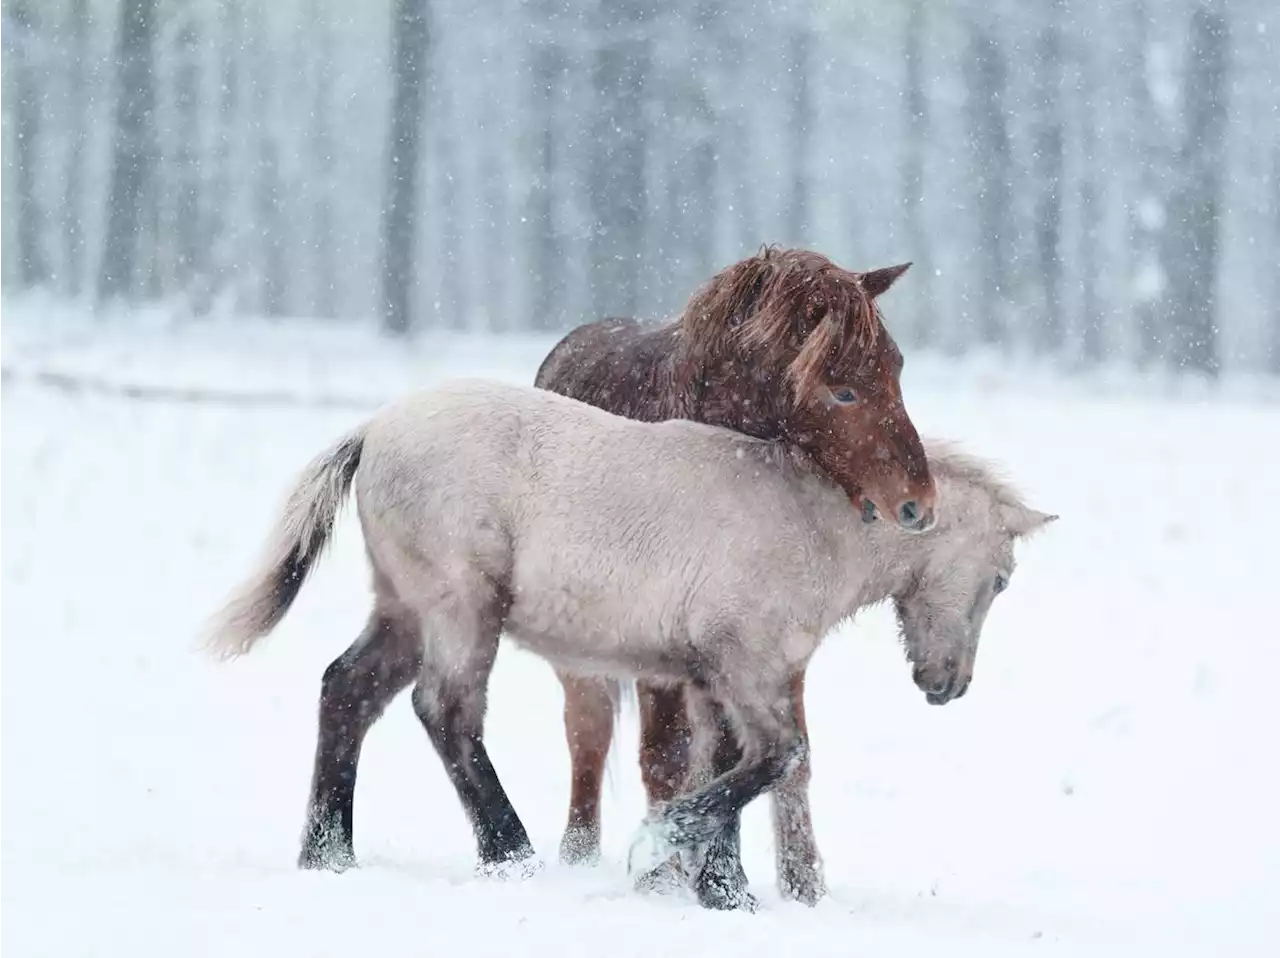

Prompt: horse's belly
xmin=503 ymin=576 xmax=686 ymax=677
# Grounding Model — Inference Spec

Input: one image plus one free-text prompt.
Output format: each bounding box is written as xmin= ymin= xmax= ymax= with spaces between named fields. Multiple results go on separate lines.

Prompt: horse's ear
xmin=1001 ymin=503 xmax=1059 ymax=538
xmin=860 ymin=262 xmax=912 ymax=299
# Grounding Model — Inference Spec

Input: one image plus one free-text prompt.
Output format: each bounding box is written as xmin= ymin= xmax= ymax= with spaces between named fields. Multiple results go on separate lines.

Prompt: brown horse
xmin=537 ymin=247 xmax=933 ymax=528
xmin=535 ymin=246 xmax=932 ymax=906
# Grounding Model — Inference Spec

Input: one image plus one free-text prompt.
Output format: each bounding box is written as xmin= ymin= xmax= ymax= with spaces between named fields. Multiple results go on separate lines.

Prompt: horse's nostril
xmin=944 ymin=656 xmax=958 ymax=672
xmin=898 ymin=500 xmax=920 ymax=525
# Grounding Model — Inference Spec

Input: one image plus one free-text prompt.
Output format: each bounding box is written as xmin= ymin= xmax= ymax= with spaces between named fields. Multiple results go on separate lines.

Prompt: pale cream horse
xmin=203 ymin=378 xmax=1055 ymax=907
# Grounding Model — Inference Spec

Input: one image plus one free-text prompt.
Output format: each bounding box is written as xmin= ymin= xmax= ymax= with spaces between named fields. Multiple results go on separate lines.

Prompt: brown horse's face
xmin=790 ymin=332 xmax=937 ymax=533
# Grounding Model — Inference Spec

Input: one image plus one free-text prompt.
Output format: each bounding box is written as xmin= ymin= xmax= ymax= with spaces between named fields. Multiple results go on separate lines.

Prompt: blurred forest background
xmin=2 ymin=0 xmax=1278 ymax=375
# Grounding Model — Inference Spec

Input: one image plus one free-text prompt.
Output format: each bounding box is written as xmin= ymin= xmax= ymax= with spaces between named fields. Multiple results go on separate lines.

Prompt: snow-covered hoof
xmin=558 ymin=824 xmax=601 ymax=867
xmin=694 ymin=867 xmax=758 ymax=913
xmin=694 ymin=849 xmax=757 ymax=912
xmin=626 ymin=818 xmax=679 ymax=880
xmin=297 ymin=839 xmax=357 ymax=873
xmin=778 ymin=860 xmax=826 ymax=906
xmin=477 ymin=853 xmax=544 ymax=881
xmin=632 ymin=855 xmax=687 ymax=898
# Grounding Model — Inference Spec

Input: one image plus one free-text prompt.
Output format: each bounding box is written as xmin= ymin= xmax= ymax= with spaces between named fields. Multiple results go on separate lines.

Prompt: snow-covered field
xmin=4 ymin=301 xmax=1279 ymax=956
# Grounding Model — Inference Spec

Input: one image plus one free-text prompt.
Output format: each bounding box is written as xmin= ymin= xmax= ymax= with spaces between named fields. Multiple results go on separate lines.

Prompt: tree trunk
xmin=963 ymin=21 xmax=1014 ymax=349
xmin=786 ymin=18 xmax=813 ymax=246
xmin=381 ymin=0 xmax=431 ymax=335
xmin=1164 ymin=2 xmax=1229 ymax=377
xmin=588 ymin=0 xmax=651 ymax=321
xmin=1076 ymin=38 xmax=1103 ymax=363
xmin=173 ymin=1 xmax=202 ymax=292
xmin=686 ymin=120 xmax=717 ymax=289
xmin=252 ymin=7 xmax=286 ymax=317
xmin=199 ymin=0 xmax=241 ymax=315
xmin=527 ymin=34 xmax=568 ymax=330
xmin=480 ymin=28 xmax=509 ymax=333
xmin=1127 ymin=0 xmax=1166 ymax=366
xmin=311 ymin=0 xmax=337 ymax=318
xmin=1271 ymin=146 xmax=1280 ymax=375
xmin=97 ymin=0 xmax=157 ymax=304
xmin=704 ymin=9 xmax=756 ymax=258
xmin=727 ymin=97 xmax=758 ymax=256
xmin=902 ymin=0 xmax=933 ymax=348
xmin=7 ymin=0 xmax=49 ymax=288
xmin=1032 ymin=0 xmax=1065 ymax=354
xmin=63 ymin=0 xmax=90 ymax=296
xmin=435 ymin=83 xmax=466 ymax=331
xmin=657 ymin=2 xmax=718 ymax=315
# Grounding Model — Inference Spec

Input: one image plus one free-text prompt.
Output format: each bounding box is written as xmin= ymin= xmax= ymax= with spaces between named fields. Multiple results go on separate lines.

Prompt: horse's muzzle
xmin=897 ymin=499 xmax=936 ymax=533
xmin=914 ymin=665 xmax=969 ymax=705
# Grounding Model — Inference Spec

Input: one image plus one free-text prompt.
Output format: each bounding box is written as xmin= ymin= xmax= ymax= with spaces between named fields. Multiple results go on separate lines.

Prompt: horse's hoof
xmin=632 ymin=855 xmax=686 ymax=897
xmin=558 ymin=826 xmax=602 ymax=867
xmin=297 ymin=843 xmax=357 ymax=873
xmin=694 ymin=868 xmax=759 ymax=913
xmin=778 ymin=862 xmax=827 ymax=906
xmin=626 ymin=819 xmax=678 ymax=879
xmin=693 ymin=848 xmax=757 ymax=913
xmin=477 ymin=854 xmax=544 ymax=881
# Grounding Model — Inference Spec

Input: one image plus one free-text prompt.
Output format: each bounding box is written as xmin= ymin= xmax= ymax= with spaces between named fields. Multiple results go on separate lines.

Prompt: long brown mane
xmin=678 ymin=246 xmax=889 ymax=400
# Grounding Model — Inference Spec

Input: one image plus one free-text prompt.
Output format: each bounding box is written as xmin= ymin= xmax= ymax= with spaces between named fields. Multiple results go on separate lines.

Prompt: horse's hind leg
xmin=557 ymin=671 xmax=615 ymax=865
xmin=299 ymin=604 xmax=422 ymax=871
xmin=411 ymin=591 xmax=535 ymax=871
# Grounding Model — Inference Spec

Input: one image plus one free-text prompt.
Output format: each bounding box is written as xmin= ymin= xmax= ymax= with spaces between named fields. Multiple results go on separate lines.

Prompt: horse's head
xmin=680 ymin=247 xmax=936 ymax=533
xmin=892 ymin=444 xmax=1057 ymax=705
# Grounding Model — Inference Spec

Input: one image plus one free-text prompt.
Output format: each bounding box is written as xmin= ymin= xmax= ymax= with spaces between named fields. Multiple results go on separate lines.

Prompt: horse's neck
xmin=832 ymin=513 xmax=925 ymax=617
xmin=687 ymin=356 xmax=792 ymax=443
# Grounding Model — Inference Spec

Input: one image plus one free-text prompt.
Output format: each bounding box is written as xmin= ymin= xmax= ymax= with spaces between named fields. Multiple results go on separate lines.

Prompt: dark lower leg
xmin=655 ymin=690 xmax=803 ymax=851
xmin=690 ymin=699 xmax=753 ymax=911
xmin=772 ymin=672 xmax=825 ymax=904
xmin=413 ymin=683 xmax=533 ymax=866
xmin=558 ymin=673 xmax=615 ymax=865
xmin=299 ymin=610 xmax=421 ymax=870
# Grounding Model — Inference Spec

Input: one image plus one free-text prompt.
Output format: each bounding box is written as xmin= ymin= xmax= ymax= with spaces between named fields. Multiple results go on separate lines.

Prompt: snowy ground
xmin=3 ymin=299 xmax=1279 ymax=956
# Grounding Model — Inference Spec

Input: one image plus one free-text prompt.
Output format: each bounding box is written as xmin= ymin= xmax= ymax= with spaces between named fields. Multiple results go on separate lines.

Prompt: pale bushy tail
xmin=602 ymin=677 xmax=637 ymax=785
xmin=202 ymin=427 xmax=366 ymax=660
xmin=605 ymin=677 xmax=636 ymax=719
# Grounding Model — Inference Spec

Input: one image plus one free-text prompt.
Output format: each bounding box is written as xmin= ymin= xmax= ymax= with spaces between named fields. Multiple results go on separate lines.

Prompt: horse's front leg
xmin=631 ymin=674 xmax=805 ymax=898
xmin=682 ymin=692 xmax=754 ymax=912
xmin=771 ymin=671 xmax=826 ymax=905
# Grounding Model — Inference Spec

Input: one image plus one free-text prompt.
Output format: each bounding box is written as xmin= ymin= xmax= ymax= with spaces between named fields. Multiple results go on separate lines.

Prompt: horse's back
xmin=353 ymin=378 xmax=834 ymax=663
xmin=355 ymin=377 xmax=659 ymax=544
xmin=535 ymin=317 xmax=686 ymax=423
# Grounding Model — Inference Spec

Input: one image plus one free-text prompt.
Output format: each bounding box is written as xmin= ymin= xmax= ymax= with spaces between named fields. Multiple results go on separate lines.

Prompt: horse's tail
xmin=602 ymin=676 xmax=638 ymax=785
xmin=605 ymin=677 xmax=637 ymax=722
xmin=202 ymin=426 xmax=367 ymax=660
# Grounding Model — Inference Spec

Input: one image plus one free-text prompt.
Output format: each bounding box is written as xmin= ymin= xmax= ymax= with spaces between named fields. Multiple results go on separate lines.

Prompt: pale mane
xmin=921 ymin=438 xmax=1030 ymax=514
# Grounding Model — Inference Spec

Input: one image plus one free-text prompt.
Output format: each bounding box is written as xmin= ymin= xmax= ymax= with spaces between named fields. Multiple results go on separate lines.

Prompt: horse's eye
xmin=830 ymin=387 xmax=858 ymax=405
xmin=993 ymin=574 xmax=1008 ymax=594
